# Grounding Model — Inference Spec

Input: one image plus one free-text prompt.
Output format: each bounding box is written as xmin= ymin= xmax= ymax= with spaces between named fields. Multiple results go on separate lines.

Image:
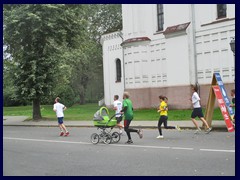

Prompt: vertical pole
xmin=190 ymin=4 xmax=198 ymax=85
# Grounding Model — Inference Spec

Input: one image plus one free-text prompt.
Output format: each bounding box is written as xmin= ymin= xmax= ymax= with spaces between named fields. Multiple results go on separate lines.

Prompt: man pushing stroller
xmin=120 ymin=92 xmax=143 ymax=144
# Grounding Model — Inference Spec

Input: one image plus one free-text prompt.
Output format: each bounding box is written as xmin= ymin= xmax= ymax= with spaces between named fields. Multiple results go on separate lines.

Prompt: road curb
xmin=3 ymin=124 xmax=228 ymax=131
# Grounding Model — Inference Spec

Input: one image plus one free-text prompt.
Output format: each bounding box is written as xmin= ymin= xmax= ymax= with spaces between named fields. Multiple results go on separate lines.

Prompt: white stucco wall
xmin=165 ymin=35 xmax=190 ymax=86
xmin=122 ymin=4 xmax=194 ymax=88
xmin=194 ymin=4 xmax=235 ymax=29
xmin=101 ymin=4 xmax=235 ymax=107
xmin=122 ymin=4 xmax=154 ymax=40
xmin=194 ymin=4 xmax=235 ymax=84
xmin=164 ymin=4 xmax=190 ymax=27
xmin=101 ymin=32 xmax=124 ymax=106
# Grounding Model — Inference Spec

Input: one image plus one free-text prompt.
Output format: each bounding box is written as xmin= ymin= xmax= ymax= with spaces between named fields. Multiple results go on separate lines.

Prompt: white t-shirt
xmin=113 ymin=100 xmax=122 ymax=117
xmin=192 ymin=92 xmax=201 ymax=108
xmin=53 ymin=102 xmax=65 ymax=117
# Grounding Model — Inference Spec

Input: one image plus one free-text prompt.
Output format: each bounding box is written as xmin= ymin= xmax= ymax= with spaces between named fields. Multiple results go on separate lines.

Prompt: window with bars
xmin=157 ymin=4 xmax=164 ymax=31
xmin=217 ymin=4 xmax=227 ymax=19
xmin=116 ymin=59 xmax=121 ymax=82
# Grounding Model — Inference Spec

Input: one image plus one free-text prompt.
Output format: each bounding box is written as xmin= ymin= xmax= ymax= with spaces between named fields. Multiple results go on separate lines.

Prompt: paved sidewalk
xmin=3 ymin=116 xmax=228 ymax=130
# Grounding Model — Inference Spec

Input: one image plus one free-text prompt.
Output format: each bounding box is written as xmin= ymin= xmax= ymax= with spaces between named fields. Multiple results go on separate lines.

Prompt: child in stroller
xmin=91 ymin=107 xmax=122 ymax=144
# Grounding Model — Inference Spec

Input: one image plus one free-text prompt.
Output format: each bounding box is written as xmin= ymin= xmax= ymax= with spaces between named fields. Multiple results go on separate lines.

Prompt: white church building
xmin=100 ymin=4 xmax=235 ymax=109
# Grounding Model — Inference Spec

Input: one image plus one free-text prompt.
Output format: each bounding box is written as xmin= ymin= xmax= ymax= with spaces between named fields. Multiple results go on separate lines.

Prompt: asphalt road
xmin=3 ymin=126 xmax=235 ymax=176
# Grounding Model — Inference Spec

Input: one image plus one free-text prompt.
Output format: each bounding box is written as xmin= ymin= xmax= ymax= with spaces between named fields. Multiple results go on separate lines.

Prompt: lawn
xmin=3 ymin=103 xmax=223 ymax=121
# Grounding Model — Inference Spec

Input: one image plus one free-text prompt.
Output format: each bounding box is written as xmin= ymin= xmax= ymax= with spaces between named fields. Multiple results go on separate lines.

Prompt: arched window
xmin=116 ymin=59 xmax=121 ymax=82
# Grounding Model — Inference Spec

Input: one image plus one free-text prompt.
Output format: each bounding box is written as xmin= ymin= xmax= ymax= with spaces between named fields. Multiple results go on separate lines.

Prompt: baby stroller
xmin=91 ymin=107 xmax=121 ymax=144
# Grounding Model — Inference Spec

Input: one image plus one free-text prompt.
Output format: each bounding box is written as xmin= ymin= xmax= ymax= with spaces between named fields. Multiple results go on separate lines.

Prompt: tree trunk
xmin=79 ymin=93 xmax=85 ymax=105
xmin=33 ymin=98 xmax=42 ymax=120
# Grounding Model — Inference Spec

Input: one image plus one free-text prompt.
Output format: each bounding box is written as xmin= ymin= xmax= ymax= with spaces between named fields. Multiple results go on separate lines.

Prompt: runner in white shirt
xmin=53 ymin=97 xmax=69 ymax=136
xmin=113 ymin=95 xmax=124 ymax=134
xmin=190 ymin=85 xmax=212 ymax=134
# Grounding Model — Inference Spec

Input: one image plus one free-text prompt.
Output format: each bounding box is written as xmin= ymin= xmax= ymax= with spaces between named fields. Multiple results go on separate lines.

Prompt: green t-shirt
xmin=232 ymin=97 xmax=235 ymax=113
xmin=123 ymin=98 xmax=133 ymax=120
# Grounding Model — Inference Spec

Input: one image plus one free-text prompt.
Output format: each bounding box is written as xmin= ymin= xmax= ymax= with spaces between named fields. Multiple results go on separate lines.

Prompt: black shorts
xmin=116 ymin=116 xmax=123 ymax=123
xmin=191 ymin=108 xmax=204 ymax=119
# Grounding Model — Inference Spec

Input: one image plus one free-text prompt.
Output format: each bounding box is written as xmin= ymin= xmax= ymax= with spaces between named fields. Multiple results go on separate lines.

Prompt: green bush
xmin=3 ymin=91 xmax=29 ymax=106
xmin=56 ymin=86 xmax=76 ymax=107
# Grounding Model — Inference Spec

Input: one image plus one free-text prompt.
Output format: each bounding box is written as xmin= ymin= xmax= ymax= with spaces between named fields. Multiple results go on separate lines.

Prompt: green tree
xmin=59 ymin=4 xmax=122 ymax=105
xmin=87 ymin=4 xmax=122 ymax=42
xmin=4 ymin=4 xmax=86 ymax=120
xmin=68 ymin=40 xmax=100 ymax=104
xmin=3 ymin=57 xmax=25 ymax=106
xmin=75 ymin=4 xmax=122 ymax=103
xmin=3 ymin=4 xmax=123 ymax=116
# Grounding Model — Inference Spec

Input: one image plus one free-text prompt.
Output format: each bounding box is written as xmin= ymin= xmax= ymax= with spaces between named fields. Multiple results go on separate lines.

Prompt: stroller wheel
xmin=111 ymin=132 xmax=121 ymax=143
xmin=103 ymin=133 xmax=112 ymax=144
xmin=91 ymin=133 xmax=100 ymax=144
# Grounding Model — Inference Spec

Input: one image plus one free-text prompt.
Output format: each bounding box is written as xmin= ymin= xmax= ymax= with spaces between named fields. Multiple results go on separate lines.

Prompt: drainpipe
xmin=190 ymin=5 xmax=200 ymax=94
xmin=118 ymin=31 xmax=126 ymax=90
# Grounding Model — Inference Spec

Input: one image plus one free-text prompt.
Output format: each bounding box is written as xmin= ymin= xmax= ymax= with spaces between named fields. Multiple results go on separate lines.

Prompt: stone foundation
xmin=125 ymin=83 xmax=235 ymax=109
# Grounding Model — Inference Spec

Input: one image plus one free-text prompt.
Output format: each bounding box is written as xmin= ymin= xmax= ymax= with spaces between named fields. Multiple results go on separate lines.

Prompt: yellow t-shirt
xmin=159 ymin=101 xmax=168 ymax=116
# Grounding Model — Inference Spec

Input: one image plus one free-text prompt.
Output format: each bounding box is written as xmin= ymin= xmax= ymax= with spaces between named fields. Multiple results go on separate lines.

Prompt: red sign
xmin=212 ymin=86 xmax=235 ymax=132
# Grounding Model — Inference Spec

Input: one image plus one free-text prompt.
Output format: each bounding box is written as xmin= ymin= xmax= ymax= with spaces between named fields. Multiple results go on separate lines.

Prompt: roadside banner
xmin=214 ymin=73 xmax=234 ymax=120
xmin=212 ymin=85 xmax=235 ymax=132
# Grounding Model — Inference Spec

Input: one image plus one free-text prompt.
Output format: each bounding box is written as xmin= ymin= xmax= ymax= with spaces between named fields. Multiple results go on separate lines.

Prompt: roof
xmin=121 ymin=37 xmax=151 ymax=46
xmin=163 ymin=22 xmax=191 ymax=35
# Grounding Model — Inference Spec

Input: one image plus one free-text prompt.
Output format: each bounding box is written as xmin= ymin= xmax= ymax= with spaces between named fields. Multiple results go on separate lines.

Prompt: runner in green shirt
xmin=121 ymin=92 xmax=143 ymax=144
xmin=230 ymin=89 xmax=235 ymax=124
xmin=123 ymin=98 xmax=133 ymax=120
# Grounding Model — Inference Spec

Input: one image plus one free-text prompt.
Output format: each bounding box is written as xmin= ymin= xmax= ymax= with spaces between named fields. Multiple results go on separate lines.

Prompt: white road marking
xmin=109 ymin=143 xmax=170 ymax=149
xmin=3 ymin=137 xmax=235 ymax=153
xmin=3 ymin=137 xmax=92 ymax=145
xmin=172 ymin=147 xmax=194 ymax=150
xmin=200 ymin=149 xmax=235 ymax=153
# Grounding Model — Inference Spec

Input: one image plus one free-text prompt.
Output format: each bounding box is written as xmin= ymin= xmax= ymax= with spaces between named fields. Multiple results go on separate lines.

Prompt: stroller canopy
xmin=93 ymin=107 xmax=109 ymax=121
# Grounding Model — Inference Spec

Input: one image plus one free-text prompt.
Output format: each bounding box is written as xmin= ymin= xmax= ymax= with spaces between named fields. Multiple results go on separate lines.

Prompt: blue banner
xmin=214 ymin=73 xmax=234 ymax=118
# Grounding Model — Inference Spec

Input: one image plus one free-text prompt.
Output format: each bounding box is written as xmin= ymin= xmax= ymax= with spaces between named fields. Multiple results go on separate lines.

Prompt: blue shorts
xmin=58 ymin=117 xmax=64 ymax=124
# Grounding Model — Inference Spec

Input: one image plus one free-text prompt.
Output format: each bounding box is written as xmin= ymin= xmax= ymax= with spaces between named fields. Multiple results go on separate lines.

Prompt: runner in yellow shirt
xmin=156 ymin=96 xmax=181 ymax=139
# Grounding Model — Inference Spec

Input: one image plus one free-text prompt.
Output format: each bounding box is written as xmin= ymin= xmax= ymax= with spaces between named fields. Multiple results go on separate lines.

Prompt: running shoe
xmin=194 ymin=128 xmax=201 ymax=134
xmin=156 ymin=135 xmax=164 ymax=139
xmin=175 ymin=125 xmax=181 ymax=131
xmin=125 ymin=139 xmax=133 ymax=144
xmin=205 ymin=127 xmax=212 ymax=134
xmin=60 ymin=132 xmax=64 ymax=136
xmin=64 ymin=132 xmax=70 ymax=136
xmin=137 ymin=129 xmax=143 ymax=139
